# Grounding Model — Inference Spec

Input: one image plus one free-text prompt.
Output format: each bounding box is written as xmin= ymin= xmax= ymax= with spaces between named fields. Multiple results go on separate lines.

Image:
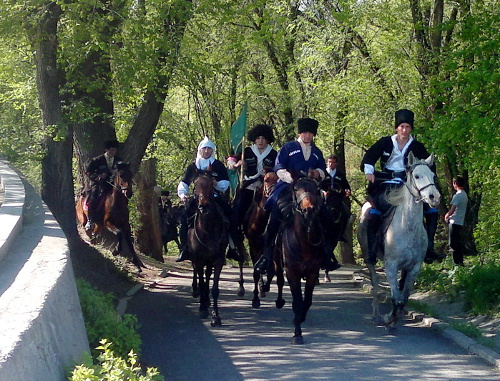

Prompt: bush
xmin=416 ymin=256 xmax=500 ymax=316
xmin=69 ymin=339 xmax=163 ymax=381
xmin=76 ymin=279 xmax=142 ymax=358
xmin=456 ymin=261 xmax=500 ymax=316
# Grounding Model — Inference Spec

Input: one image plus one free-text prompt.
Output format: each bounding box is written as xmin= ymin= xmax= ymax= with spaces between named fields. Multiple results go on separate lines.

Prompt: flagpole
xmin=239 ymin=136 xmax=246 ymax=186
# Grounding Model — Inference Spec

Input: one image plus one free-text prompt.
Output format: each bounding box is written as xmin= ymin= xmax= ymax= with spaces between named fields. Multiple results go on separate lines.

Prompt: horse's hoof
xmin=211 ymin=316 xmax=222 ymax=327
xmin=262 ymin=283 xmax=271 ymax=293
xmin=291 ymin=335 xmax=304 ymax=345
xmin=275 ymin=299 xmax=285 ymax=309
xmin=324 ymin=274 xmax=331 ymax=283
xmin=237 ymin=287 xmax=245 ymax=297
xmin=192 ymin=291 xmax=200 ymax=298
xmin=259 ymin=291 xmax=266 ymax=298
xmin=252 ymin=299 xmax=261 ymax=309
xmin=199 ymin=310 xmax=209 ymax=319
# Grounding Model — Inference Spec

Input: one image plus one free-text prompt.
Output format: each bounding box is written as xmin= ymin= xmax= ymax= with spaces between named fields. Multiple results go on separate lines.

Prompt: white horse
xmin=358 ymin=152 xmax=441 ymax=329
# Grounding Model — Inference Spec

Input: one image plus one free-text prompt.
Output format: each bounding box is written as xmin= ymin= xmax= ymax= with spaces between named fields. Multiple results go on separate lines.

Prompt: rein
xmin=192 ymin=203 xmax=226 ymax=251
xmin=292 ymin=183 xmax=324 ymax=247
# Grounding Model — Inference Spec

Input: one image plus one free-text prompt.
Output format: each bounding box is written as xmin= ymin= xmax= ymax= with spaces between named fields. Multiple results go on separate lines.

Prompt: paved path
xmin=127 ymin=265 xmax=498 ymax=381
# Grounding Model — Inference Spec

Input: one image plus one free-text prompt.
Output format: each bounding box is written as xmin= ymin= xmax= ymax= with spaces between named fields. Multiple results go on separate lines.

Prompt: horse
xmin=76 ymin=163 xmax=144 ymax=272
xmin=160 ymin=205 xmax=182 ymax=254
xmin=188 ymin=173 xmax=229 ymax=326
xmin=274 ymin=176 xmax=325 ymax=344
xmin=357 ymin=153 xmax=440 ymax=329
xmin=241 ymin=171 xmax=278 ymax=308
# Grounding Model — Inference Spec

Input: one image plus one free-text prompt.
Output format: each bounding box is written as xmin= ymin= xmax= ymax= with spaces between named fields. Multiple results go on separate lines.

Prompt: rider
xmin=321 ymin=154 xmax=352 ymax=243
xmin=254 ymin=118 xmax=342 ymax=274
xmin=361 ymin=109 xmax=444 ymax=265
xmin=85 ymin=139 xmax=123 ymax=231
xmin=231 ymin=124 xmax=278 ymax=248
xmin=176 ymin=136 xmax=240 ymax=262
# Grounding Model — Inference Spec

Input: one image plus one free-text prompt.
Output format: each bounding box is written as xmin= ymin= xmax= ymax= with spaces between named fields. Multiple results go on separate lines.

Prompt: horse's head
xmin=406 ymin=152 xmax=441 ymax=207
xmin=114 ymin=162 xmax=133 ymax=199
xmin=293 ymin=177 xmax=322 ymax=220
xmin=194 ymin=174 xmax=215 ymax=210
xmin=263 ymin=171 xmax=278 ymax=198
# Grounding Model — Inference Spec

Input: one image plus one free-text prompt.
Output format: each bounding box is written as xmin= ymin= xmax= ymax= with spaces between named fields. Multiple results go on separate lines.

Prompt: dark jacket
xmin=241 ymin=146 xmax=277 ymax=187
xmin=86 ymin=154 xmax=123 ymax=183
xmin=181 ymin=160 xmax=229 ymax=189
xmin=322 ymin=169 xmax=351 ymax=196
xmin=360 ymin=136 xmax=433 ymax=173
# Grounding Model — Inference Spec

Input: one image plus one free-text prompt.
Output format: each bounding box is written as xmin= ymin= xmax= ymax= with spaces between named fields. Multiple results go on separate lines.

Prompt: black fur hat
xmin=247 ymin=124 xmax=275 ymax=143
xmin=161 ymin=190 xmax=170 ymax=197
xmin=104 ymin=139 xmax=120 ymax=149
xmin=395 ymin=109 xmax=414 ymax=129
xmin=297 ymin=118 xmax=319 ymax=135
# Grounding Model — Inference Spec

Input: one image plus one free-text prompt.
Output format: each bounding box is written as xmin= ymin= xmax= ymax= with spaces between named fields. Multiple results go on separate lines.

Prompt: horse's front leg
xmin=192 ymin=267 xmax=200 ymax=298
xmin=301 ymin=271 xmax=318 ymax=323
xmin=211 ymin=263 xmax=223 ymax=327
xmin=275 ymin=265 xmax=285 ymax=310
xmin=198 ymin=267 xmax=210 ymax=319
xmin=383 ymin=263 xmax=403 ymax=328
xmin=252 ymin=270 xmax=262 ymax=308
xmin=287 ymin=275 xmax=304 ymax=345
xmin=121 ymin=223 xmax=144 ymax=272
xmin=237 ymin=261 xmax=245 ymax=297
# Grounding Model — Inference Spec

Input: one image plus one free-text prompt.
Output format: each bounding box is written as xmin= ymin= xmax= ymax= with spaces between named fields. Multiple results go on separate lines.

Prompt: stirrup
xmin=176 ymin=249 xmax=191 ymax=262
xmin=254 ymin=256 xmax=270 ymax=274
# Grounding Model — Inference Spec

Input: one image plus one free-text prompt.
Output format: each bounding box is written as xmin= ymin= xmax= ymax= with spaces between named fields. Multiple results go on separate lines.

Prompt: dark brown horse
xmin=242 ymin=171 xmax=278 ymax=308
xmin=76 ymin=163 xmax=144 ymax=271
xmin=188 ymin=174 xmax=228 ymax=326
xmin=274 ymin=177 xmax=324 ymax=344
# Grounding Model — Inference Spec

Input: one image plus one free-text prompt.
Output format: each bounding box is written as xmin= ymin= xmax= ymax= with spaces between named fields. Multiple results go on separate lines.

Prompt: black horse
xmin=274 ymin=177 xmax=324 ymax=344
xmin=188 ymin=174 xmax=228 ymax=326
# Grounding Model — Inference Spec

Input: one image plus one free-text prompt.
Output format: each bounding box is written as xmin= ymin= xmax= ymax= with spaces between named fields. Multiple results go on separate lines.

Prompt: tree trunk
xmin=34 ymin=3 xmax=78 ymax=239
xmin=135 ymin=159 xmax=164 ymax=261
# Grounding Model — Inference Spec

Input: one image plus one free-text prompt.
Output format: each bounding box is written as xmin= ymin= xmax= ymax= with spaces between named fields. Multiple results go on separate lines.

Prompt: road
xmin=127 ymin=265 xmax=498 ymax=381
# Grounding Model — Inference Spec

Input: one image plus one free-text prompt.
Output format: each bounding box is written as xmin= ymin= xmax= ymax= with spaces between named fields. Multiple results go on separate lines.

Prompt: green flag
xmin=231 ymin=103 xmax=247 ymax=155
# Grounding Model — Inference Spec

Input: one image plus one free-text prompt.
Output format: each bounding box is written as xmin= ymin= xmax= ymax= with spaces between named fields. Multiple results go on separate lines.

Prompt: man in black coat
xmin=360 ymin=109 xmax=443 ymax=265
xmin=322 ymin=154 xmax=351 ymax=245
xmin=85 ymin=139 xmax=123 ymax=231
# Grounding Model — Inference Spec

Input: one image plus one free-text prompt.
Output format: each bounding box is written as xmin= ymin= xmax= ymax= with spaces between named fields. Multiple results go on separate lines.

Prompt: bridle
xmin=292 ymin=179 xmax=323 ymax=247
xmin=405 ymin=163 xmax=436 ymax=203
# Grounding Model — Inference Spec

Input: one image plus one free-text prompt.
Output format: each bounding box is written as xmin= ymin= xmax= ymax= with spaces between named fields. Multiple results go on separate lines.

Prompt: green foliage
xmin=456 ymin=261 xmax=500 ymax=316
xmin=416 ymin=256 xmax=500 ymax=317
xmin=76 ymin=279 xmax=142 ymax=359
xmin=69 ymin=339 xmax=163 ymax=381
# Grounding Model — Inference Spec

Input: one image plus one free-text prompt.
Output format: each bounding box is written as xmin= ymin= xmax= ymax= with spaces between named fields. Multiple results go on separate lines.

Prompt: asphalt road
xmin=127 ymin=265 xmax=498 ymax=381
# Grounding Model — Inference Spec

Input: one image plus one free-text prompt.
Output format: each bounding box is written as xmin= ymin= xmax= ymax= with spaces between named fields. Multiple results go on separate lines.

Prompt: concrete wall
xmin=0 ymin=160 xmax=90 ymax=381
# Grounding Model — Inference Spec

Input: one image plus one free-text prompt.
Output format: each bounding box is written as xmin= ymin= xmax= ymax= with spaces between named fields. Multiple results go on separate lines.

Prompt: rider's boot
xmin=321 ymin=242 xmax=342 ymax=271
xmin=424 ymin=211 xmax=445 ymax=264
xmin=176 ymin=214 xmax=191 ymax=262
xmin=254 ymin=207 xmax=281 ymax=274
xmin=226 ymin=235 xmax=244 ymax=262
xmin=365 ymin=210 xmax=382 ymax=266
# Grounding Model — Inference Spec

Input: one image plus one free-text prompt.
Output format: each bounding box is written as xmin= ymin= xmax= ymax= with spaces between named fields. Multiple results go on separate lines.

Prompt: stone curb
xmin=352 ymin=269 xmax=500 ymax=370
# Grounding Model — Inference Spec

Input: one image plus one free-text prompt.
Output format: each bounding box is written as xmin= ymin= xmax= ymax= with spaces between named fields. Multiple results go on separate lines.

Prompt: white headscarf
xmin=195 ymin=136 xmax=216 ymax=170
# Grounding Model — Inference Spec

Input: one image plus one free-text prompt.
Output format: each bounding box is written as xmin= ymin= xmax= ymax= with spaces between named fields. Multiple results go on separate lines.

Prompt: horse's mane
xmin=385 ymin=186 xmax=404 ymax=206
xmin=385 ymin=158 xmax=430 ymax=206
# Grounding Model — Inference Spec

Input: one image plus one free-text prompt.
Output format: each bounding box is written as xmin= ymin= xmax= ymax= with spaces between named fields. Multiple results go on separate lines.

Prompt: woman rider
xmin=176 ymin=136 xmax=238 ymax=262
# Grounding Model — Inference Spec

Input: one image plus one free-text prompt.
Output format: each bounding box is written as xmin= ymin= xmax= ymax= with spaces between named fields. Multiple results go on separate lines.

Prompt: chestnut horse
xmin=274 ymin=177 xmax=324 ymax=344
xmin=188 ymin=174 xmax=228 ymax=326
xmin=242 ymin=171 xmax=278 ymax=308
xmin=76 ymin=163 xmax=143 ymax=271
